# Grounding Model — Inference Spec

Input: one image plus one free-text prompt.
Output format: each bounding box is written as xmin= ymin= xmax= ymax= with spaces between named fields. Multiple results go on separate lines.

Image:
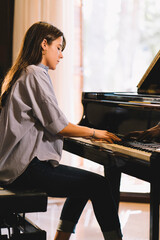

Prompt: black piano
xmin=63 ymin=50 xmax=160 ymax=240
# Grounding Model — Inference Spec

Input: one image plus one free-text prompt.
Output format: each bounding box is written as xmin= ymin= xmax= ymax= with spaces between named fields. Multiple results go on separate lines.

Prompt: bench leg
xmin=0 ymin=214 xmax=46 ymax=240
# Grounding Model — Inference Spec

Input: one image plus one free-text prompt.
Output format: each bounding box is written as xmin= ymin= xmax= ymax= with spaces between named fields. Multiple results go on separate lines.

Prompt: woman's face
xmin=41 ymin=36 xmax=64 ymax=70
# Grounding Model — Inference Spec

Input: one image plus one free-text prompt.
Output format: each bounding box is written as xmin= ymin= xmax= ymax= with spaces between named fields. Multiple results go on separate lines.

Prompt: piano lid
xmin=137 ymin=50 xmax=160 ymax=94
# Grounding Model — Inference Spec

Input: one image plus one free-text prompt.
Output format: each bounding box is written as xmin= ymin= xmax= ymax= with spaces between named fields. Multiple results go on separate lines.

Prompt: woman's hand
xmin=124 ymin=123 xmax=160 ymax=142
xmin=91 ymin=129 xmax=121 ymax=143
xmin=59 ymin=122 xmax=121 ymax=143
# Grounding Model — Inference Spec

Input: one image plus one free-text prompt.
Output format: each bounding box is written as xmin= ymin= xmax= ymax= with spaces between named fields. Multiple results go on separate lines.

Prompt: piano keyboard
xmin=69 ymin=137 xmax=160 ymax=162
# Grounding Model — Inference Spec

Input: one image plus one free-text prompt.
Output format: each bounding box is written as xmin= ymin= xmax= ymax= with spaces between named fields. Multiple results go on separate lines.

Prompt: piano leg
xmin=150 ymin=182 xmax=159 ymax=240
xmin=150 ymin=153 xmax=160 ymax=240
xmin=104 ymin=165 xmax=121 ymax=211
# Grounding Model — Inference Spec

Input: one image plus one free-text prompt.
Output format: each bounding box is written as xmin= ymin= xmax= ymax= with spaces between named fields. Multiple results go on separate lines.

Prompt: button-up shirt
xmin=0 ymin=64 xmax=69 ymax=184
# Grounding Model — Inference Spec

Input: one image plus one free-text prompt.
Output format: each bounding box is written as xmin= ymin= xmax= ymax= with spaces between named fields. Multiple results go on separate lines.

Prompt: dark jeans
xmin=6 ymin=158 xmax=122 ymax=236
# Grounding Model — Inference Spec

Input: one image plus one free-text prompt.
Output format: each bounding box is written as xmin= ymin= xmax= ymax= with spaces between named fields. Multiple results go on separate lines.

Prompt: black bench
xmin=0 ymin=187 xmax=48 ymax=240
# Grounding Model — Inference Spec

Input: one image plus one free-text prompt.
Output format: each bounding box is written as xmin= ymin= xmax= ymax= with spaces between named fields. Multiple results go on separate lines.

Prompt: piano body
xmin=63 ymin=50 xmax=160 ymax=240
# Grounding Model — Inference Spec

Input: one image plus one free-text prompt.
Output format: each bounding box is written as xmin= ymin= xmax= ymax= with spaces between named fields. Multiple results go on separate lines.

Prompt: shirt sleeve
xmin=13 ymin=67 xmax=69 ymax=135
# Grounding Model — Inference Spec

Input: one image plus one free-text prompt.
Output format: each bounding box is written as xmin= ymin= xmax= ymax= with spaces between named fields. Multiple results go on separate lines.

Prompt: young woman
xmin=0 ymin=21 xmax=122 ymax=240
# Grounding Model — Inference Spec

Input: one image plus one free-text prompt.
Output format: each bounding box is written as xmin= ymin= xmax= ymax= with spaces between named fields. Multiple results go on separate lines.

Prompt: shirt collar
xmin=37 ymin=63 xmax=49 ymax=72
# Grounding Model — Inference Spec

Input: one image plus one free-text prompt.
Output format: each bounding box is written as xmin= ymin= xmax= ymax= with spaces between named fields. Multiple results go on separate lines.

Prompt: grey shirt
xmin=0 ymin=64 xmax=69 ymax=184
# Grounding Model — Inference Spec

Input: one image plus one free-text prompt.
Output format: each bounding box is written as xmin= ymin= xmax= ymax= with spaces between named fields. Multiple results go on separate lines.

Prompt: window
xmin=82 ymin=0 xmax=160 ymax=92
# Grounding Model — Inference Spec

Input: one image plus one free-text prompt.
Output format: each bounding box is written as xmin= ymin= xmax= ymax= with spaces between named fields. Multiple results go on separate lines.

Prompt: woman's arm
xmin=58 ymin=122 xmax=121 ymax=143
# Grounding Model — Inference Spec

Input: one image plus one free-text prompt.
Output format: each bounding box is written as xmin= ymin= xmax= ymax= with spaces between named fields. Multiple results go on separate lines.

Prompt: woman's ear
xmin=41 ymin=39 xmax=48 ymax=50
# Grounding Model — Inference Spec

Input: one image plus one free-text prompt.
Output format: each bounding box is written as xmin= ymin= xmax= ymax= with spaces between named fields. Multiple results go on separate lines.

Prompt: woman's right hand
xmin=59 ymin=122 xmax=121 ymax=143
xmin=92 ymin=129 xmax=121 ymax=143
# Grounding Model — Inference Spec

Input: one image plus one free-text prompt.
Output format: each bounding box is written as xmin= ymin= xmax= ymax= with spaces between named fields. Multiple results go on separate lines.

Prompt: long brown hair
xmin=0 ymin=21 xmax=66 ymax=110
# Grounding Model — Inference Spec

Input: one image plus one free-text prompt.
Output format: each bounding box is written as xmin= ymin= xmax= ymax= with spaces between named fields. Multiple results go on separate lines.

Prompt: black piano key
xmin=117 ymin=140 xmax=159 ymax=153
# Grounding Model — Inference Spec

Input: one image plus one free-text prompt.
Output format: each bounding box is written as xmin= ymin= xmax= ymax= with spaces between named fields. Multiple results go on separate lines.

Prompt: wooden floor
xmin=26 ymin=197 xmax=150 ymax=240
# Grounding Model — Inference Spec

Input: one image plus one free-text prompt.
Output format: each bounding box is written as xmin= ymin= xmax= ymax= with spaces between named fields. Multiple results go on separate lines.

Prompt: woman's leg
xmin=7 ymin=158 xmax=122 ymax=239
xmin=54 ymin=231 xmax=71 ymax=240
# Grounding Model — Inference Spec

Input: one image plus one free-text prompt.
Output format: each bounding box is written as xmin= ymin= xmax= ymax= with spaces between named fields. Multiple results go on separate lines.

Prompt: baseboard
xmin=120 ymin=192 xmax=150 ymax=203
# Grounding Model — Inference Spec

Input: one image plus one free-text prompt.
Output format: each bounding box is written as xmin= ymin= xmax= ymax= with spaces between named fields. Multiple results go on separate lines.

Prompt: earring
xmin=42 ymin=49 xmax=47 ymax=55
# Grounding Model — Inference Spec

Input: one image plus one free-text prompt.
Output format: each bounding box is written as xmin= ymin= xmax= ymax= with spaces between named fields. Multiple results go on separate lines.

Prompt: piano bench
xmin=0 ymin=187 xmax=48 ymax=240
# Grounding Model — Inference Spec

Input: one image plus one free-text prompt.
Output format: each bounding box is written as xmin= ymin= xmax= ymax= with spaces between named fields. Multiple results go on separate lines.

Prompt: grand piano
xmin=63 ymin=50 xmax=160 ymax=240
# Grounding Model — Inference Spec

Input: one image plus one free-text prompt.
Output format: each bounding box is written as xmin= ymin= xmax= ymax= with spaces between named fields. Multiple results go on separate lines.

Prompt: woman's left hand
xmin=124 ymin=123 xmax=160 ymax=142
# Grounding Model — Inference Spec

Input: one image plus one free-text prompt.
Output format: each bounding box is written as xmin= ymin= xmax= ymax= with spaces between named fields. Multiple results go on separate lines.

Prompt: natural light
xmin=82 ymin=0 xmax=160 ymax=92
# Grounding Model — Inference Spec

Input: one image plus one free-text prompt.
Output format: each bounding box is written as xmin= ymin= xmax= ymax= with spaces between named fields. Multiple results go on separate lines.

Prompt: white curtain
xmin=13 ymin=0 xmax=77 ymax=122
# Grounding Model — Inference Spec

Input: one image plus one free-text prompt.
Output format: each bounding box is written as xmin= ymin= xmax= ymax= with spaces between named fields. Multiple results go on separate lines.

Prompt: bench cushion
xmin=0 ymin=188 xmax=47 ymax=215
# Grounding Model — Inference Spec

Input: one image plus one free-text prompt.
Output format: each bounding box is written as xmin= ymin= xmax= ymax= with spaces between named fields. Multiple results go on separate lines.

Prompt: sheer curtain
xmin=13 ymin=0 xmax=75 ymax=119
